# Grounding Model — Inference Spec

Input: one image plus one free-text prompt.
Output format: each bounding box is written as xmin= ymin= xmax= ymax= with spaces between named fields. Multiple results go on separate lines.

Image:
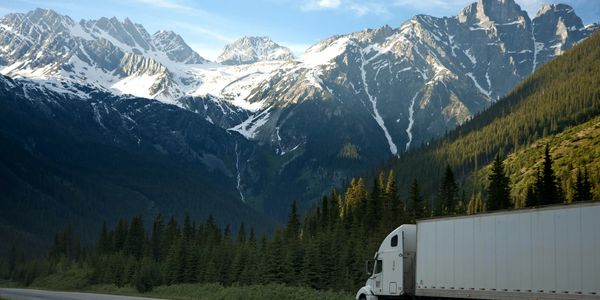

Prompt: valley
xmin=0 ymin=1 xmax=599 ymax=298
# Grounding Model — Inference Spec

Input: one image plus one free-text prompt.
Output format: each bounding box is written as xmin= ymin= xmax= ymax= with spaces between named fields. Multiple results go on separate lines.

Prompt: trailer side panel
xmin=415 ymin=202 xmax=600 ymax=299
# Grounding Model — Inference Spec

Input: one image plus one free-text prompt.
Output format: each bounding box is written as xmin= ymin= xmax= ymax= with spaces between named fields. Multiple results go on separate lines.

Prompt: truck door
xmin=372 ymin=259 xmax=383 ymax=294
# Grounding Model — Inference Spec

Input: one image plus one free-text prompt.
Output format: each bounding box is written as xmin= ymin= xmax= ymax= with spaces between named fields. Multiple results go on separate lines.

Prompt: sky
xmin=1 ymin=0 xmax=598 ymax=60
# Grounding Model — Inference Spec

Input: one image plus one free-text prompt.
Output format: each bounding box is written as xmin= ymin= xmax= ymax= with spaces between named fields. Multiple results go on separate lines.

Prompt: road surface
xmin=0 ymin=288 xmax=164 ymax=300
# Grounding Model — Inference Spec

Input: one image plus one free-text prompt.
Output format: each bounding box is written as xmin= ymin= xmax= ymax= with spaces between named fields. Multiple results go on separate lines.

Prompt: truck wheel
xmin=358 ymin=295 xmax=366 ymax=300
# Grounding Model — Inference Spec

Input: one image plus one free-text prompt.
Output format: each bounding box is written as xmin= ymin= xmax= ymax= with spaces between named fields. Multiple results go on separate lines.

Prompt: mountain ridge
xmin=0 ymin=0 xmax=598 ymax=223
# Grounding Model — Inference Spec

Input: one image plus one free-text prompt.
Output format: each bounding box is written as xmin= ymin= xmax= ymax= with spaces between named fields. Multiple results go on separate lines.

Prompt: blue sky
xmin=1 ymin=0 xmax=598 ymax=60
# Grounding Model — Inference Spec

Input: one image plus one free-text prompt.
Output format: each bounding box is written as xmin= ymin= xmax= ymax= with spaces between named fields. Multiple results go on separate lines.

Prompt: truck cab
xmin=356 ymin=224 xmax=416 ymax=300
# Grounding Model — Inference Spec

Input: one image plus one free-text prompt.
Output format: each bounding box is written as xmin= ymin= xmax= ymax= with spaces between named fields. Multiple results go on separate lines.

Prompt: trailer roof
xmin=416 ymin=201 xmax=600 ymax=224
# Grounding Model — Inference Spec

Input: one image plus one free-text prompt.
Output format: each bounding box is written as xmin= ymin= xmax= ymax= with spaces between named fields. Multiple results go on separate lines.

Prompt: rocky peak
xmin=152 ymin=30 xmax=206 ymax=64
xmin=533 ymin=3 xmax=592 ymax=60
xmin=535 ymin=3 xmax=583 ymax=31
xmin=353 ymin=24 xmax=395 ymax=44
xmin=11 ymin=8 xmax=74 ymax=34
xmin=459 ymin=0 xmax=528 ymax=27
xmin=28 ymin=8 xmax=70 ymax=24
xmin=217 ymin=36 xmax=294 ymax=65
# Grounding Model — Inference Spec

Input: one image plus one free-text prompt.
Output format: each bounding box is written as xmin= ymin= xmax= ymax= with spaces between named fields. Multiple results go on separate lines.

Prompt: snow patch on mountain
xmin=229 ymin=107 xmax=272 ymax=139
xmin=405 ymin=91 xmax=419 ymax=151
xmin=360 ymin=49 xmax=398 ymax=156
xmin=234 ymin=141 xmax=245 ymax=202
xmin=301 ymin=37 xmax=351 ymax=67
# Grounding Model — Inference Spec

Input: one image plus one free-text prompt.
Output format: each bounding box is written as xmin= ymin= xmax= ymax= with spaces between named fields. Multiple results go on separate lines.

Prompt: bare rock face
xmin=533 ymin=4 xmax=598 ymax=64
xmin=153 ymin=30 xmax=207 ymax=64
xmin=217 ymin=36 xmax=294 ymax=65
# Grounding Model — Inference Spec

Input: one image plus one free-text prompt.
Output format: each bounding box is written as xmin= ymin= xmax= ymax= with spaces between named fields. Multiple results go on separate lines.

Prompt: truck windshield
xmin=374 ymin=259 xmax=382 ymax=274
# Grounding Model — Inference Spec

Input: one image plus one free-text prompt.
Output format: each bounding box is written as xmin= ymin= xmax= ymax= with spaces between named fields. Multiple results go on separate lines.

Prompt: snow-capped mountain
xmin=0 ymin=0 xmax=598 ymax=221
xmin=217 ymin=36 xmax=294 ymax=65
xmin=0 ymin=9 xmax=293 ymax=108
xmin=234 ymin=0 xmax=598 ymax=155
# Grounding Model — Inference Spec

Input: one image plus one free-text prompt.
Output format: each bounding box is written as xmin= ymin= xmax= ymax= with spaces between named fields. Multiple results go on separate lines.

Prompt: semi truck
xmin=356 ymin=201 xmax=600 ymax=300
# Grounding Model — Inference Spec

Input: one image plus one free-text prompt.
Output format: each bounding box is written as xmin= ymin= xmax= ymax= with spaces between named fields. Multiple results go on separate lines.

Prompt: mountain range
xmin=0 ymin=0 xmax=598 ymax=250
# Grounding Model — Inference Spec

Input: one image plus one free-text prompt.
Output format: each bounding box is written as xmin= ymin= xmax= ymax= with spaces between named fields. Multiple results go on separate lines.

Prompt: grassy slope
xmin=468 ymin=115 xmax=600 ymax=206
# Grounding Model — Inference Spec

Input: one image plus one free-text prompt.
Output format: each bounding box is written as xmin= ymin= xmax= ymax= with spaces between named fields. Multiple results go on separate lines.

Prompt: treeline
xmin=4 ymin=145 xmax=594 ymax=293
xmin=0 ymin=170 xmax=414 ymax=292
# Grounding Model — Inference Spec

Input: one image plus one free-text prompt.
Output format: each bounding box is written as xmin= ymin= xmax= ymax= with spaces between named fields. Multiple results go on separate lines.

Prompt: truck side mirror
xmin=365 ymin=260 xmax=373 ymax=275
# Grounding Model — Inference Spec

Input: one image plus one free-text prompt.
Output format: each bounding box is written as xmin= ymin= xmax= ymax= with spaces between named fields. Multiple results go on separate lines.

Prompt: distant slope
xmin=0 ymin=76 xmax=276 ymax=256
xmin=385 ymin=29 xmax=600 ymax=201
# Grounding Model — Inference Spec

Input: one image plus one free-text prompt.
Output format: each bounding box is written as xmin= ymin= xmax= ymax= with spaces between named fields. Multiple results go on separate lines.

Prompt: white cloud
xmin=348 ymin=2 xmax=389 ymax=17
xmin=303 ymin=0 xmax=341 ymax=11
xmin=301 ymin=0 xmax=389 ymax=16
xmin=134 ymin=0 xmax=190 ymax=10
xmin=317 ymin=0 xmax=341 ymax=9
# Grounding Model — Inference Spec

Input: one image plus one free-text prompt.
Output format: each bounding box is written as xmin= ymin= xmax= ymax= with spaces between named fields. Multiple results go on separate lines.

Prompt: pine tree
xmin=135 ymin=256 xmax=159 ymax=293
xmin=539 ymin=145 xmax=563 ymax=205
xmin=366 ymin=176 xmax=383 ymax=228
xmin=573 ymin=168 xmax=593 ymax=202
xmin=230 ymin=224 xmax=247 ymax=284
xmin=409 ymin=179 xmax=426 ymax=221
xmin=301 ymin=238 xmax=321 ymax=289
xmin=183 ymin=214 xmax=195 ymax=240
xmin=97 ymin=222 xmax=113 ymax=255
xmin=165 ymin=239 xmax=184 ymax=285
xmin=582 ymin=168 xmax=593 ymax=201
xmin=486 ymin=154 xmax=512 ymax=211
xmin=286 ymin=201 xmax=301 ymax=241
xmin=320 ymin=196 xmax=329 ymax=229
xmin=525 ymin=183 xmax=538 ymax=207
xmin=150 ymin=214 xmax=164 ymax=261
xmin=284 ymin=201 xmax=304 ymax=284
xmin=262 ymin=230 xmax=287 ymax=284
xmin=162 ymin=217 xmax=179 ymax=259
xmin=239 ymin=228 xmax=259 ymax=285
xmin=219 ymin=225 xmax=234 ymax=286
xmin=124 ymin=215 xmax=145 ymax=259
xmin=113 ymin=220 xmax=129 ymax=252
xmin=329 ymin=190 xmax=341 ymax=228
xmin=184 ymin=239 xmax=200 ymax=283
xmin=383 ymin=170 xmax=402 ymax=231
xmin=436 ymin=165 xmax=459 ymax=215
xmin=345 ymin=178 xmax=367 ymax=210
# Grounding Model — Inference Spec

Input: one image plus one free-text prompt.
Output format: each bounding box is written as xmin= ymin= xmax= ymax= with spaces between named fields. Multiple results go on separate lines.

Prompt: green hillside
xmin=468 ymin=115 xmax=600 ymax=206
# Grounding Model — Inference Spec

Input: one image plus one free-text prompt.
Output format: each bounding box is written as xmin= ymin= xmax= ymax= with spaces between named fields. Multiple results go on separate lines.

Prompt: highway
xmin=0 ymin=288 xmax=164 ymax=300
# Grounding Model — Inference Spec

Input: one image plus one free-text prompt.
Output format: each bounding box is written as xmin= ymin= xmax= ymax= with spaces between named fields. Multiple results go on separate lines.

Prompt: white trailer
xmin=356 ymin=202 xmax=600 ymax=300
